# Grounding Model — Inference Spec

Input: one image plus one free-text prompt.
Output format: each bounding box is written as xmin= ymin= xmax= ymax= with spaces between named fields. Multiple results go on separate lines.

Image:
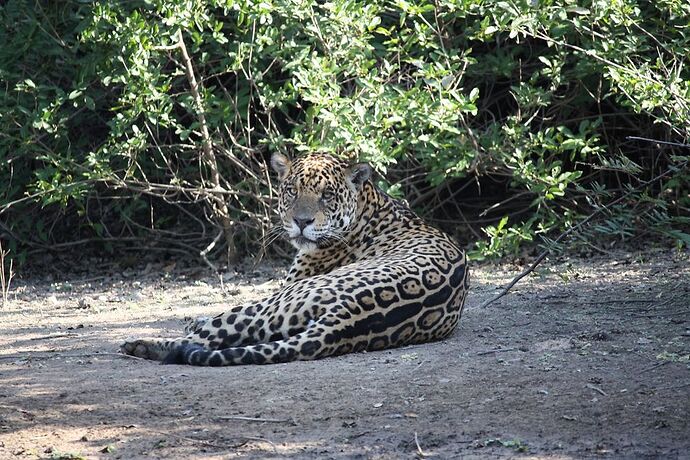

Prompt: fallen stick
xmin=217 ymin=415 xmax=292 ymax=424
xmin=653 ymin=381 xmax=690 ymax=391
xmin=585 ymin=383 xmax=608 ymax=396
xmin=639 ymin=361 xmax=669 ymax=374
xmin=29 ymin=333 xmax=79 ymax=341
xmin=477 ymin=347 xmax=518 ymax=356
xmin=146 ymin=428 xmax=274 ymax=451
xmin=414 ymin=432 xmax=433 ymax=458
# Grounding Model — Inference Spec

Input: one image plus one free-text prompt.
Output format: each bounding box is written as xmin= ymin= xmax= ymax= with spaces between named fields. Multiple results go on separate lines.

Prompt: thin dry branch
xmin=200 ymin=230 xmax=223 ymax=272
xmin=414 ymin=432 xmax=433 ymax=458
xmin=145 ymin=428 xmax=274 ymax=451
xmin=217 ymin=415 xmax=292 ymax=424
xmin=477 ymin=347 xmax=518 ymax=356
xmin=626 ymin=136 xmax=690 ymax=148
xmin=530 ymin=32 xmax=690 ymax=137
xmin=0 ymin=240 xmax=14 ymax=307
xmin=480 ymin=156 xmax=689 ymax=308
xmin=176 ymin=29 xmax=238 ymax=265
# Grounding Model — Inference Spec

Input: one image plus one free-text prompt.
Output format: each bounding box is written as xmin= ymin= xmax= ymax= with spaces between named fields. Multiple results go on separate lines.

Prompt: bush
xmin=1 ymin=0 xmax=688 ymax=266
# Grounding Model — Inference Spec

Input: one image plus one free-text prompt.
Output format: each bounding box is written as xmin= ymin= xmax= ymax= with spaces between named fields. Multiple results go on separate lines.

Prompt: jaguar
xmin=121 ymin=152 xmax=469 ymax=365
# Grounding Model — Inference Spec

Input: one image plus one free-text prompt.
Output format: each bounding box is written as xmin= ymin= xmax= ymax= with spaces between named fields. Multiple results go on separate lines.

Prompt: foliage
xmin=0 ymin=0 xmax=688 ymax=265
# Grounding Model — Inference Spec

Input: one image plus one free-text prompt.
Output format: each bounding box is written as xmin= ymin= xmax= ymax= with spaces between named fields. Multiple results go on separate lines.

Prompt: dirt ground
xmin=1 ymin=248 xmax=689 ymax=459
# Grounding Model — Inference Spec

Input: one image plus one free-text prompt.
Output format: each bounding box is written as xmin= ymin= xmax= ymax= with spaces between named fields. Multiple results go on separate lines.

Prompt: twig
xmin=631 ymin=309 xmax=690 ymax=318
xmin=480 ymin=157 xmax=689 ymax=308
xmin=585 ymin=383 xmax=608 ymax=396
xmin=29 ymin=333 xmax=79 ymax=341
xmin=106 ymin=352 xmax=149 ymax=361
xmin=0 ymin=180 xmax=96 ymax=216
xmin=653 ymin=381 xmax=690 ymax=391
xmin=217 ymin=415 xmax=292 ymax=424
xmin=176 ymin=29 xmax=237 ymax=264
xmin=146 ymin=428 xmax=274 ymax=451
xmin=477 ymin=347 xmax=517 ymax=356
xmin=626 ymin=136 xmax=690 ymax=148
xmin=639 ymin=361 xmax=669 ymax=374
xmin=0 ymin=240 xmax=14 ymax=308
xmin=529 ymin=31 xmax=690 ymax=137
xmin=414 ymin=432 xmax=433 ymax=458
xmin=585 ymin=298 xmax=655 ymax=304
xmin=200 ymin=229 xmax=223 ymax=272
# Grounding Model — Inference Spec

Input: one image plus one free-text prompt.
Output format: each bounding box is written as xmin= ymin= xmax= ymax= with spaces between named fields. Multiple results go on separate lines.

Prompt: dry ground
xmin=1 ymin=248 xmax=689 ymax=459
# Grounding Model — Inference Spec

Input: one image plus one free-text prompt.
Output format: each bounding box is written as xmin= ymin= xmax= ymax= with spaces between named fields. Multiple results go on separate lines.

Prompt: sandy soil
xmin=1 ymin=249 xmax=689 ymax=459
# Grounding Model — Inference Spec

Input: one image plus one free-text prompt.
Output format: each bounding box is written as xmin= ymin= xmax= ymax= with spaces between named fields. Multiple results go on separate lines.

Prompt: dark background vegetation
xmin=1 ymin=0 xmax=688 ymax=270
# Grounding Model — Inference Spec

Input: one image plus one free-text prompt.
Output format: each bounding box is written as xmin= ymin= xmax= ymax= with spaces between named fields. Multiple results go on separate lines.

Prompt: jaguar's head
xmin=271 ymin=152 xmax=371 ymax=252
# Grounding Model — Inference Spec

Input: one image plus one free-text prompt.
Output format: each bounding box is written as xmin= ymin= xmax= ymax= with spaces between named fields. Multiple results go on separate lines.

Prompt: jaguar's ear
xmin=270 ymin=153 xmax=291 ymax=181
xmin=347 ymin=162 xmax=372 ymax=189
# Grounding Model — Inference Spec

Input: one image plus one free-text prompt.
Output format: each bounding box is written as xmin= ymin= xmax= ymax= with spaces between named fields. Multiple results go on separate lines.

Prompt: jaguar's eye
xmin=283 ymin=185 xmax=297 ymax=196
xmin=322 ymin=190 xmax=335 ymax=201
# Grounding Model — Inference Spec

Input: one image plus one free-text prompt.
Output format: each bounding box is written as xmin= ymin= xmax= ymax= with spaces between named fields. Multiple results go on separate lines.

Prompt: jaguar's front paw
xmin=120 ymin=338 xmax=168 ymax=361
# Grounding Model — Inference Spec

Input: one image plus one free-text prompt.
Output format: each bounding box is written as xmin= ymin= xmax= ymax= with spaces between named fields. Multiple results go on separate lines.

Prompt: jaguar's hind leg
xmin=121 ymin=303 xmax=266 ymax=361
xmin=163 ymin=314 xmax=343 ymax=365
xmin=121 ymin=290 xmax=324 ymax=361
xmin=121 ymin=310 xmax=266 ymax=362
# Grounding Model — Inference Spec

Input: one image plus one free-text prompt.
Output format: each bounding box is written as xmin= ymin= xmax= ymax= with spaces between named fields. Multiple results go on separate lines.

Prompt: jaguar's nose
xmin=293 ymin=217 xmax=315 ymax=231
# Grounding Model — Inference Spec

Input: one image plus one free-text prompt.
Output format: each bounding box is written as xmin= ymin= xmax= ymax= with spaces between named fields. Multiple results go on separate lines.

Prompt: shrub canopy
xmin=1 ymin=0 xmax=688 ymax=265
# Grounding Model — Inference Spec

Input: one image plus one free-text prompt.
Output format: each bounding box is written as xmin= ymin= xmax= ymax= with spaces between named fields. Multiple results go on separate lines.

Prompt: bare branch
xmin=480 ymin=157 xmax=689 ymax=308
xmin=176 ymin=29 xmax=238 ymax=265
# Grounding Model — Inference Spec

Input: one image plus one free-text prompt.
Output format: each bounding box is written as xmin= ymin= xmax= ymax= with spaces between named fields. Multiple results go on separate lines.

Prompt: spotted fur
xmin=121 ymin=153 xmax=469 ymax=365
